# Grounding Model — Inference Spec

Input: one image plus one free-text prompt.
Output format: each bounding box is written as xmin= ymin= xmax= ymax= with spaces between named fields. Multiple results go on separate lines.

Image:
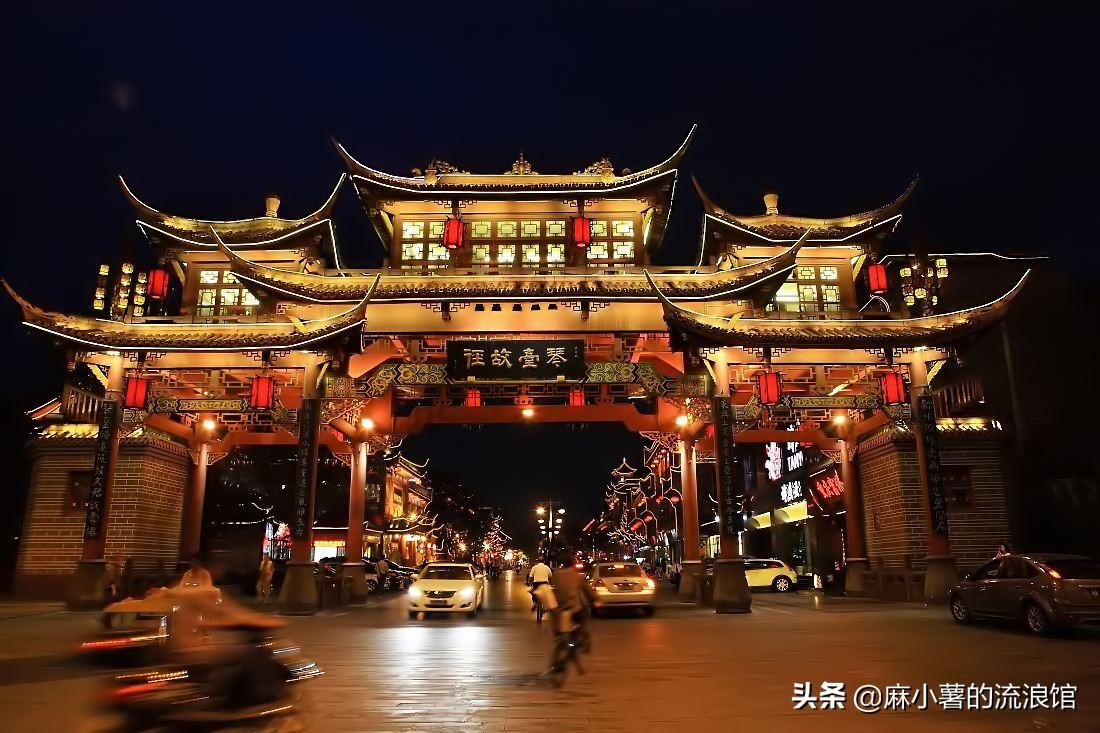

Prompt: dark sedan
xmin=949 ymin=553 xmax=1100 ymax=634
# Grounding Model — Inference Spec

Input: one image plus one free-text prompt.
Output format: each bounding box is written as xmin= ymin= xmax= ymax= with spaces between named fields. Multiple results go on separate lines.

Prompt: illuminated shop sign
xmin=812 ymin=470 xmax=844 ymax=501
xmin=447 ymin=339 xmax=585 ymax=381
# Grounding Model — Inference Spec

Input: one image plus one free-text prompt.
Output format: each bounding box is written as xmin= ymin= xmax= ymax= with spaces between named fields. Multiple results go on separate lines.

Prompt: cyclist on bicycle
xmin=527 ymin=557 xmax=552 ymax=613
xmin=549 ymin=552 xmax=594 ymax=635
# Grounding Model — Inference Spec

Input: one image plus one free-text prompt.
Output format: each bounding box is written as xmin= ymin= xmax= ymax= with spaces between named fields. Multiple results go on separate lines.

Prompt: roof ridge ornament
xmin=577 ymin=157 xmax=616 ymax=181
xmin=507 ymin=151 xmax=537 ymax=175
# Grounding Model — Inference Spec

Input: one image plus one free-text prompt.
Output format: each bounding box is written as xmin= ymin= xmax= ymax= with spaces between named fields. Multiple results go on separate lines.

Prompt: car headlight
xmin=645 ymin=579 xmax=656 ymax=590
xmin=407 ymin=586 xmax=422 ymax=598
xmin=459 ymin=586 xmax=476 ymax=600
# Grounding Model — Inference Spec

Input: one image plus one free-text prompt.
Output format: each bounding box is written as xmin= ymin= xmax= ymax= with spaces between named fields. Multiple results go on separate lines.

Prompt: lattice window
xmin=820 ymin=266 xmax=839 ymax=280
xmin=497 ymin=221 xmax=518 ymax=237
xmin=471 ymin=221 xmax=492 ymax=238
xmin=520 ymin=221 xmax=541 ymax=237
xmin=772 ymin=265 xmax=847 ymax=316
xmin=587 ymin=242 xmax=610 ymax=260
xmin=546 ymin=220 xmax=566 ymax=237
xmin=498 ymin=244 xmax=516 ymax=264
xmin=613 ymin=241 xmax=635 ymax=259
xmin=402 ymin=221 xmax=425 ymax=240
xmin=612 ymin=220 xmax=634 ymax=238
xmin=472 ymin=244 xmax=491 ymax=263
xmin=522 ymin=243 xmax=541 ymax=264
xmin=427 ymin=242 xmax=450 ymax=264
xmin=195 ymin=269 xmax=257 ymax=317
xmin=591 ymin=220 xmax=608 ymax=238
xmin=546 ymin=243 xmax=565 ymax=264
xmin=402 ymin=241 xmax=424 ymax=260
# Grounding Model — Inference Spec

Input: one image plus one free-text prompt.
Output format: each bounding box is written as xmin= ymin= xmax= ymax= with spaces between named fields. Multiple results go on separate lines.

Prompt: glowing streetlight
xmin=360 ymin=417 xmax=375 ymax=430
xmin=536 ymin=506 xmax=546 ymax=515
xmin=832 ymin=413 xmax=847 ymax=425
xmin=675 ymin=414 xmax=690 ymax=428
xmin=558 ymin=508 xmax=565 ymax=515
xmin=521 ymin=407 xmax=535 ymax=418
xmin=201 ymin=418 xmax=217 ymax=432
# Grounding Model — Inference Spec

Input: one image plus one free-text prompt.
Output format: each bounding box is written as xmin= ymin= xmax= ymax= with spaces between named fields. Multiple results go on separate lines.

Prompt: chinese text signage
xmin=293 ymin=399 xmax=320 ymax=540
xmin=446 ymin=339 xmax=585 ymax=381
xmin=917 ymin=395 xmax=949 ymax=536
xmin=85 ymin=401 xmax=119 ymax=539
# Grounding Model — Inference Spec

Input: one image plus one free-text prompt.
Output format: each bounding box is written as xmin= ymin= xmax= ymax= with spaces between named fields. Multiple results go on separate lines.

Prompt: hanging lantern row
xmin=249 ymin=375 xmax=277 ymax=410
xmin=879 ymin=372 xmax=908 ymax=405
xmin=899 ymin=257 xmax=949 ymax=309
xmin=757 ymin=371 xmax=783 ymax=407
xmin=866 ymin=263 xmax=889 ymax=295
xmin=122 ymin=376 xmax=151 ymax=410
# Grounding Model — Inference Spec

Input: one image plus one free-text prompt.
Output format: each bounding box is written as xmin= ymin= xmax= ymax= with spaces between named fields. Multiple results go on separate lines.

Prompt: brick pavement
xmin=1 ymin=574 xmax=1098 ymax=732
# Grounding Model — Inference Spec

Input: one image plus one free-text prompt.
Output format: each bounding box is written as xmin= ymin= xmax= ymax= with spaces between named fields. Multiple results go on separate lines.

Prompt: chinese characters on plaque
xmin=917 ymin=395 xmax=950 ymax=536
xmin=711 ymin=397 xmax=744 ymax=536
xmin=446 ymin=339 xmax=585 ymax=381
xmin=293 ymin=399 xmax=320 ymax=541
xmin=85 ymin=400 xmax=119 ymax=540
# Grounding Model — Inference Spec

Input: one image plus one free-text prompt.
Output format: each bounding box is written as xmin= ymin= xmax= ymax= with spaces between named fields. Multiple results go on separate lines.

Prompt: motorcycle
xmin=91 ymin=623 xmax=321 ymax=732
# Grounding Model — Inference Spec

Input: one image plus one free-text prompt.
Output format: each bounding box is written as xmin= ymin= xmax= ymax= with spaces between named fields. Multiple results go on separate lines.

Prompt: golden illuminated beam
xmin=646 ymin=269 xmax=1030 ymax=349
xmin=2 ymin=274 xmax=378 ymax=352
xmin=216 ymin=232 xmax=805 ymax=304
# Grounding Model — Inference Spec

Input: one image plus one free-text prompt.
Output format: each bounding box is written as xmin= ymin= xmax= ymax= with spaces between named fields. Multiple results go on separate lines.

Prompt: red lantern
xmin=465 ymin=388 xmax=482 ymax=407
xmin=867 ymin=263 xmax=889 ymax=295
xmin=568 ymin=387 xmax=585 ymax=406
xmin=757 ymin=371 xmax=782 ymax=406
xmin=249 ymin=375 xmax=276 ymax=410
xmin=147 ymin=268 xmax=170 ymax=300
xmin=123 ymin=376 xmax=150 ymax=409
xmin=443 ymin=218 xmax=465 ymax=250
xmin=879 ymin=372 xmax=908 ymax=405
xmin=571 ymin=216 xmax=592 ymax=249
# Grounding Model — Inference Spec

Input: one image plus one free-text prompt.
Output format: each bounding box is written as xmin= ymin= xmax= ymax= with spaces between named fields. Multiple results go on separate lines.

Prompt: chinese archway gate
xmin=6 ymin=127 xmax=1028 ymax=614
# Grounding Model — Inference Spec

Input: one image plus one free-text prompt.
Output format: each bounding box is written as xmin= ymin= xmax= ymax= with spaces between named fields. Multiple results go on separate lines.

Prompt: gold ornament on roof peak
xmin=431 ymin=159 xmax=466 ymax=175
xmin=507 ymin=151 xmax=537 ymax=175
xmin=577 ymin=157 xmax=616 ymax=181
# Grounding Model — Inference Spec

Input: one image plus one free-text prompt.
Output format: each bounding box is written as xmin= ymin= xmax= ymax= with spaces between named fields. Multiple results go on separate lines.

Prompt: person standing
xmin=375 ymin=556 xmax=390 ymax=595
xmin=256 ymin=555 xmax=275 ymax=603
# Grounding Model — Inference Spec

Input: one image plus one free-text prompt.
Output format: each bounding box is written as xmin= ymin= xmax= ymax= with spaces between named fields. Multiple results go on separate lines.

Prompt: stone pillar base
xmin=279 ymin=560 xmax=319 ymax=615
xmin=341 ymin=563 xmax=369 ymax=604
xmin=713 ymin=559 xmax=752 ymax=614
xmin=923 ymin=554 xmax=958 ymax=605
xmin=844 ymin=558 xmax=870 ymax=596
xmin=66 ymin=560 xmax=110 ymax=610
xmin=678 ymin=561 xmax=703 ymax=602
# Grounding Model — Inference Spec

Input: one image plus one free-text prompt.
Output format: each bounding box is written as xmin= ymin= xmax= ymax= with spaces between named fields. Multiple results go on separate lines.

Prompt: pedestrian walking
xmin=375 ymin=556 xmax=390 ymax=595
xmin=256 ymin=554 xmax=275 ymax=603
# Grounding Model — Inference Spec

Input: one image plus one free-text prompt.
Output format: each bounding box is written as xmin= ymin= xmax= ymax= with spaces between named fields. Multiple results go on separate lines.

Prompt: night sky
xmin=3 ymin=4 xmax=1099 ymax=554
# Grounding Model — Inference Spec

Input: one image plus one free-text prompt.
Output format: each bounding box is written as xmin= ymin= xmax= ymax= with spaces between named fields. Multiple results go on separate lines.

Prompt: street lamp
xmin=675 ymin=414 xmax=690 ymax=428
xmin=536 ymin=506 xmax=546 ymax=515
xmin=360 ymin=417 xmax=374 ymax=430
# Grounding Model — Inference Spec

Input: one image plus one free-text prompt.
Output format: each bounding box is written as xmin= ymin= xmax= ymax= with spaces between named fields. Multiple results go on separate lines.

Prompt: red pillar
xmin=839 ymin=436 xmax=869 ymax=594
xmin=345 ymin=442 xmax=367 ymax=563
xmin=179 ymin=442 xmax=208 ymax=560
xmin=280 ymin=363 xmax=323 ymax=614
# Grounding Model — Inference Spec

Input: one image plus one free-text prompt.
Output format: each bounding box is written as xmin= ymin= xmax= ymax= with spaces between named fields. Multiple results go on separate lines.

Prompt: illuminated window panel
xmin=522 ymin=243 xmax=541 ymax=264
xmin=613 ymin=241 xmax=635 ymax=259
xmin=427 ymin=242 xmax=450 ymax=262
xmin=199 ymin=270 xmax=220 ymax=284
xmin=822 ymin=285 xmax=840 ymax=311
xmin=799 ymin=285 xmax=819 ymax=312
xmin=546 ymin=243 xmax=565 ymax=263
xmin=241 ymin=290 xmax=260 ymax=307
xmin=222 ymin=271 xmax=239 ymax=284
xmin=587 ymin=242 xmax=609 ymax=259
xmin=402 ymin=221 xmax=425 ymax=240
xmin=429 ymin=221 xmax=445 ymax=238
xmin=520 ymin=221 xmax=541 ymax=238
xmin=590 ymin=220 xmax=608 ymax=237
xmin=402 ymin=242 xmax=425 ymax=260
xmin=612 ymin=220 xmax=635 ymax=237
xmin=498 ymin=244 xmax=516 ymax=264
xmin=820 ymin=266 xmax=839 ymax=280
xmin=546 ymin=220 xmax=566 ymax=237
xmin=497 ymin=221 xmax=518 ymax=238
xmin=796 ymin=266 xmax=816 ymax=280
xmin=472 ymin=244 xmax=491 ymax=262
xmin=471 ymin=221 xmax=492 ymax=238
xmin=198 ymin=289 xmax=217 ymax=307
xmin=220 ymin=289 xmax=240 ymax=306
xmin=774 ymin=282 xmax=800 ymax=312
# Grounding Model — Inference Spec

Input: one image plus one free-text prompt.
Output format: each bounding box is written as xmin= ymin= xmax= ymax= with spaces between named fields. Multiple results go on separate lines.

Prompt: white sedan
xmin=407 ymin=563 xmax=483 ymax=618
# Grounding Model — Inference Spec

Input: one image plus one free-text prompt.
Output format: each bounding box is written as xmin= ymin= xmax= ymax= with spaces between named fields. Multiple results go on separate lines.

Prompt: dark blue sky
xmin=4 ymin=3 xmax=1099 ymax=547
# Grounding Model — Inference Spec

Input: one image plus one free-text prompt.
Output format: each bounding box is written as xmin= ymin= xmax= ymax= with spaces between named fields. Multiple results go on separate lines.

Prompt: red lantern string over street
xmin=146 ymin=268 xmax=170 ymax=300
xmin=568 ymin=386 xmax=585 ymax=406
xmin=465 ymin=388 xmax=482 ymax=407
xmin=443 ymin=218 xmax=465 ymax=250
xmin=879 ymin=372 xmax=908 ymax=405
xmin=123 ymin=376 xmax=150 ymax=409
xmin=249 ymin=375 xmax=276 ymax=410
xmin=757 ymin=371 xmax=783 ymax=406
xmin=867 ymin=263 xmax=889 ymax=295
xmin=571 ymin=216 xmax=592 ymax=249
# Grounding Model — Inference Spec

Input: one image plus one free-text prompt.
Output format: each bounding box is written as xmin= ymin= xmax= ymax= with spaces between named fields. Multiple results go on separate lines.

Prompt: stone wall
xmin=14 ymin=435 xmax=191 ymax=599
xmin=857 ymin=431 xmax=1009 ymax=574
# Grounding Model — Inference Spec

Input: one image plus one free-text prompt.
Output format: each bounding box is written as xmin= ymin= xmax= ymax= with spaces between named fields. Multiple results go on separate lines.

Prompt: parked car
xmin=317 ymin=557 xmax=380 ymax=593
xmin=949 ymin=553 xmax=1100 ymax=635
xmin=735 ymin=558 xmax=798 ymax=592
xmin=407 ymin=562 xmax=484 ymax=618
xmin=590 ymin=562 xmax=656 ymax=615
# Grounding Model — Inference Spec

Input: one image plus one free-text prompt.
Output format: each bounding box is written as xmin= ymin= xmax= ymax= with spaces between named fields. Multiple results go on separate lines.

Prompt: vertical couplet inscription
xmin=917 ymin=394 xmax=949 ymax=536
xmin=712 ymin=396 xmax=742 ymax=537
xmin=85 ymin=401 xmax=119 ymax=539
xmin=293 ymin=399 xmax=319 ymax=540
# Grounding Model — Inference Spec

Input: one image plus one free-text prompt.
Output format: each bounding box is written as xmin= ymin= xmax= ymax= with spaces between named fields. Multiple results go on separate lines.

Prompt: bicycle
xmin=545 ymin=608 xmax=590 ymax=687
xmin=534 ymin=595 xmax=544 ymax=625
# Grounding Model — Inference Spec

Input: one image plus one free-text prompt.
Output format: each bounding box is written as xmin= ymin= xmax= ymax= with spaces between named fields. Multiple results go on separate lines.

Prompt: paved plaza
xmin=1 ymin=573 xmax=1097 ymax=732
